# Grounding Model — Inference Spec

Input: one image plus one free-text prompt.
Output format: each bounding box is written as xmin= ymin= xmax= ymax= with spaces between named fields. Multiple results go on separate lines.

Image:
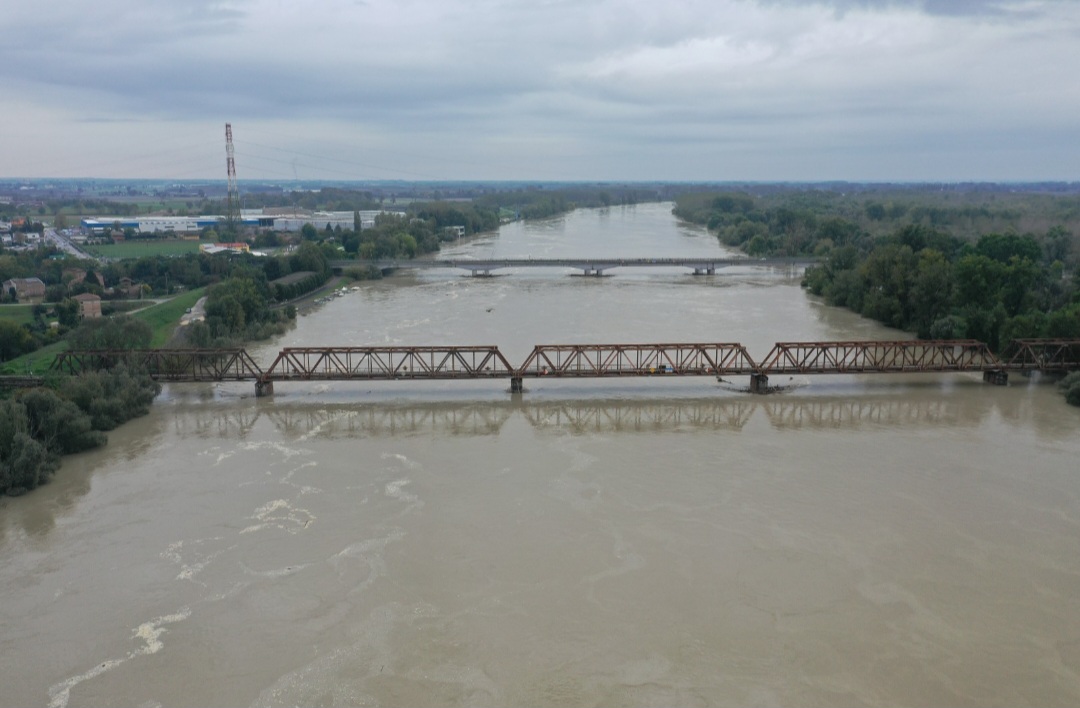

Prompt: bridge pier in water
xmin=255 ymin=380 xmax=274 ymax=397
xmin=983 ymin=369 xmax=1009 ymax=385
xmin=510 ymin=377 xmax=524 ymax=393
xmin=749 ymin=373 xmax=769 ymax=394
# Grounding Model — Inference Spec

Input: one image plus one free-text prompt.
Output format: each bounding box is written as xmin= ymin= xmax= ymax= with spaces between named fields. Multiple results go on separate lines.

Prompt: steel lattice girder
xmin=50 ymin=349 xmax=263 ymax=380
xmin=756 ymin=340 xmax=1002 ymax=374
xmin=264 ymin=346 xmax=516 ymax=380
xmin=1003 ymin=339 xmax=1080 ymax=371
xmin=516 ymin=343 xmax=757 ymax=377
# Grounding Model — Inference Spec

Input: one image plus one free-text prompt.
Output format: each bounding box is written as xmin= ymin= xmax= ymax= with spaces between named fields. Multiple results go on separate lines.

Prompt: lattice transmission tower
xmin=224 ymin=123 xmax=240 ymax=233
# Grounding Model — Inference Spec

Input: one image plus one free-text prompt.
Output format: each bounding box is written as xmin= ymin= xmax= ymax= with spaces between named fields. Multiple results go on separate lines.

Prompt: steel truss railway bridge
xmin=41 ymin=339 xmax=1080 ymax=397
xmin=331 ymin=257 xmax=814 ymax=277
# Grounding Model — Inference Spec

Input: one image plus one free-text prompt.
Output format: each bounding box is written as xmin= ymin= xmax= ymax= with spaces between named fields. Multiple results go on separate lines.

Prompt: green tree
xmin=56 ymin=298 xmax=81 ymax=328
xmin=20 ymin=388 xmax=105 ymax=455
xmin=60 ymin=364 xmax=161 ymax=431
xmin=910 ymin=250 xmax=954 ymax=338
xmin=858 ymin=244 xmax=917 ymax=328
xmin=1059 ymin=372 xmax=1080 ymax=407
xmin=1002 ymin=257 xmax=1042 ymax=316
xmin=0 ymin=321 xmax=35 ymax=361
xmin=1 ymin=410 xmax=43 ymax=490
xmin=953 ymin=254 xmax=1005 ymax=310
xmin=976 ymin=233 xmax=1041 ymax=265
xmin=68 ymin=315 xmax=153 ymax=350
xmin=289 ymin=241 xmax=328 ymax=273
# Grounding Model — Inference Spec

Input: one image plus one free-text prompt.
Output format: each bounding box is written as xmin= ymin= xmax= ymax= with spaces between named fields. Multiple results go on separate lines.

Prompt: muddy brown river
xmin=2 ymin=203 xmax=1079 ymax=707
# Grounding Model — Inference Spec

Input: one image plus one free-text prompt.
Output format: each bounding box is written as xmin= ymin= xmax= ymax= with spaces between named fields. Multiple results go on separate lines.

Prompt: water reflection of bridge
xmin=165 ymin=395 xmax=1005 ymax=439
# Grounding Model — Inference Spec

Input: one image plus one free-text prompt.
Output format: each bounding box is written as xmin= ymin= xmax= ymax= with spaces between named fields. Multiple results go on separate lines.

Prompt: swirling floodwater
xmin=2 ymin=202 xmax=1080 ymax=707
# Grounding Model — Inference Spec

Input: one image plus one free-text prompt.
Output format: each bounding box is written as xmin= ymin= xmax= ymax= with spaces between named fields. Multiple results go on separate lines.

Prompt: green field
xmin=86 ymin=241 xmax=203 ymax=258
xmin=0 ymin=339 xmax=67 ymax=375
xmin=0 ymin=288 xmax=206 ymax=373
xmin=134 ymin=288 xmax=206 ymax=347
xmin=0 ymin=304 xmax=38 ymax=326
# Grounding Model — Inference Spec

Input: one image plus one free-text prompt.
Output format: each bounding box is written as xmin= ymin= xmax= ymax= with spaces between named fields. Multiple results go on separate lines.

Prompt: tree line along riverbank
xmin=673 ymin=189 xmax=1080 ymax=406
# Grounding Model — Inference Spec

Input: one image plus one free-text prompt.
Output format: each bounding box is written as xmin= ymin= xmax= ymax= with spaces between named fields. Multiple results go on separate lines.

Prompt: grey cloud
xmin=1 ymin=0 xmax=1078 ymax=180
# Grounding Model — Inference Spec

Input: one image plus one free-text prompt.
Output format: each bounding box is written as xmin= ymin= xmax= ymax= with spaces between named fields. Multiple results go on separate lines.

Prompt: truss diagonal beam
xmin=50 ymin=349 xmax=263 ymax=380
xmin=516 ymin=343 xmax=757 ymax=377
xmin=1002 ymin=339 xmax=1080 ymax=372
xmin=756 ymin=340 xmax=1002 ymax=374
xmin=263 ymin=346 xmax=516 ymax=380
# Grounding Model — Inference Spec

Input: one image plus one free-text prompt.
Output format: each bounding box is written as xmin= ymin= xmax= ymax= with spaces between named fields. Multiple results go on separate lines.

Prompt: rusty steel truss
xmin=517 ymin=343 xmax=757 ymax=378
xmin=1003 ymin=339 xmax=1080 ymax=372
xmin=50 ymin=349 xmax=264 ymax=381
xmin=755 ymin=340 xmax=1002 ymax=374
xmin=263 ymin=346 xmax=516 ymax=380
xmin=45 ymin=339 xmax=1080 ymax=396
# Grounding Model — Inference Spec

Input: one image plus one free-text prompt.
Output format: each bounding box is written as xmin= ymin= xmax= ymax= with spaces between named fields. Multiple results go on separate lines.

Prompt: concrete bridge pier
xmin=255 ymin=379 xmax=275 ymax=397
xmin=983 ymin=369 xmax=1009 ymax=385
xmin=749 ymin=372 xmax=769 ymax=394
xmin=510 ymin=377 xmax=524 ymax=393
xmin=692 ymin=266 xmax=716 ymax=275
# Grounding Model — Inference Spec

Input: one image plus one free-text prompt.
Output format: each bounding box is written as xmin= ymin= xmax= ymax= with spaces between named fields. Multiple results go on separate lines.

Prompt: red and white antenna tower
xmin=224 ymin=123 xmax=240 ymax=232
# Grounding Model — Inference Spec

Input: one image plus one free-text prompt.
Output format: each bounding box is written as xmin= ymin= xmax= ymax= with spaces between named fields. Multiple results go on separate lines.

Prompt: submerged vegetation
xmin=1 ymin=317 xmax=162 ymax=496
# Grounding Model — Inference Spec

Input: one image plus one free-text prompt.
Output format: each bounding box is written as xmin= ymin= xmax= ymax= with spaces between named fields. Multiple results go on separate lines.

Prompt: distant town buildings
xmin=79 ymin=209 xmax=403 ymax=236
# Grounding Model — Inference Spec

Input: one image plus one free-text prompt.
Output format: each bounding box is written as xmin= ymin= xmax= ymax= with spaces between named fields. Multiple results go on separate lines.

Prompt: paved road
xmin=179 ymin=296 xmax=207 ymax=326
xmin=44 ymin=228 xmax=96 ymax=260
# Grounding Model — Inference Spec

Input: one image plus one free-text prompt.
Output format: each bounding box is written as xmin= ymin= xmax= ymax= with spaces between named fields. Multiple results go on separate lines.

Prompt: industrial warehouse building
xmin=80 ymin=210 xmax=401 ymax=235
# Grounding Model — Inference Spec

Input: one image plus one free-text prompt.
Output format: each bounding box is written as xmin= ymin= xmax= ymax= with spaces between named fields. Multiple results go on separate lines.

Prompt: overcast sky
xmin=2 ymin=0 xmax=1078 ymax=182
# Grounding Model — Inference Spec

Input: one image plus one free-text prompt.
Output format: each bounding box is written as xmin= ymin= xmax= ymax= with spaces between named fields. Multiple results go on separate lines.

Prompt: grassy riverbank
xmin=134 ymin=289 xmax=205 ymax=347
xmin=1 ymin=288 xmax=205 ymax=373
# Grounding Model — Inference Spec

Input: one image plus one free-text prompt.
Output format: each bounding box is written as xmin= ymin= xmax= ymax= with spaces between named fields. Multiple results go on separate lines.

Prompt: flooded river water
xmin=2 ymin=202 xmax=1080 ymax=706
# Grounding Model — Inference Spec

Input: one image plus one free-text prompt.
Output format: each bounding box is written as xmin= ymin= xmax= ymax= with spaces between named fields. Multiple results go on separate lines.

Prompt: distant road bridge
xmin=331 ymin=256 xmax=815 ymax=277
xmin=45 ymin=339 xmax=1080 ymax=397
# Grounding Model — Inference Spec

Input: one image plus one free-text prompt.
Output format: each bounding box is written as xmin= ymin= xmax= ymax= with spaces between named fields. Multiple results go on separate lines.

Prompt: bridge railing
xmin=263 ymin=346 xmax=517 ymax=381
xmin=517 ymin=343 xmax=758 ymax=378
